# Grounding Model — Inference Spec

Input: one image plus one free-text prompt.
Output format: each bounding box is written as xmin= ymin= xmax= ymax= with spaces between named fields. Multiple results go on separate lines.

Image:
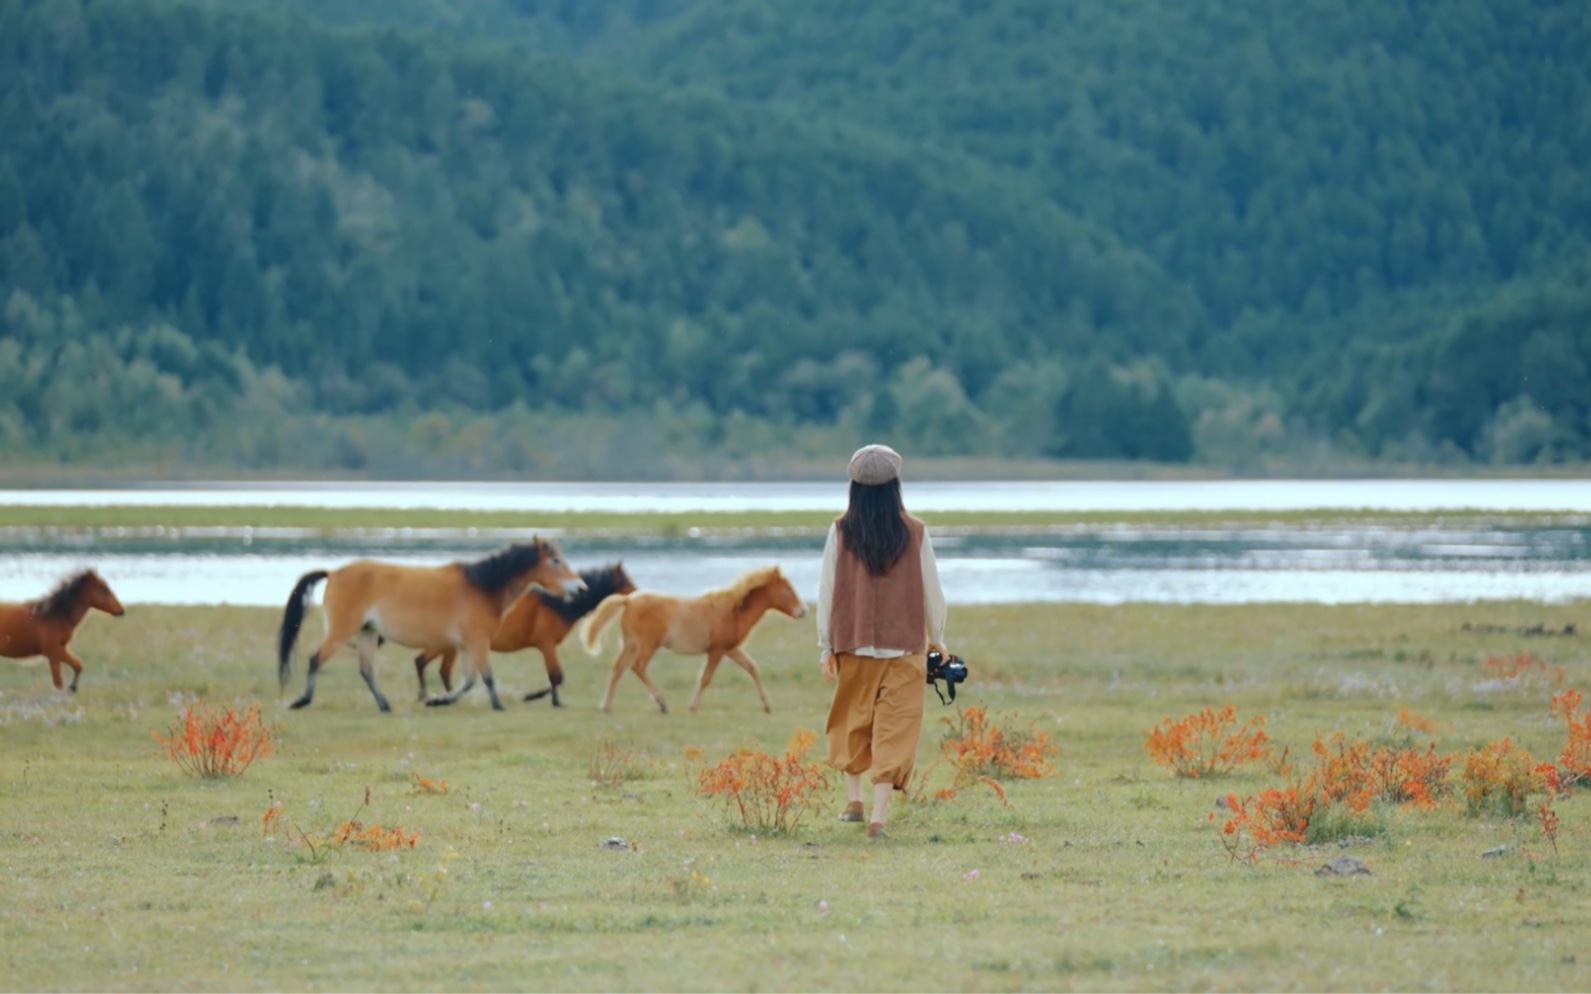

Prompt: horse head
xmin=523 ymin=537 xmax=584 ymax=597
xmin=765 ymin=568 xmax=807 ymax=620
xmin=610 ymin=561 xmax=637 ymax=597
xmin=84 ymin=570 xmax=126 ymax=617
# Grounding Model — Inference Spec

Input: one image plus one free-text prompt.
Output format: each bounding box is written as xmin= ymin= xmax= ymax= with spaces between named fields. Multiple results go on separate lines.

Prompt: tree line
xmin=2 ymin=0 xmax=1588 ymax=472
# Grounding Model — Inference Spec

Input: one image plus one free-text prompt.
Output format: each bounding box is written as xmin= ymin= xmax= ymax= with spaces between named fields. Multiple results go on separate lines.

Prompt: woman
xmin=817 ymin=443 xmax=947 ymax=838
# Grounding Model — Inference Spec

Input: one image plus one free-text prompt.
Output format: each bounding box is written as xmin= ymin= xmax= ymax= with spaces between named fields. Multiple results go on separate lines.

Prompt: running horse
xmin=0 ymin=569 xmax=125 ymax=692
xmin=413 ymin=562 xmax=637 ymax=707
xmin=581 ymin=565 xmax=806 ymax=714
xmin=276 ymin=539 xmax=582 ymax=712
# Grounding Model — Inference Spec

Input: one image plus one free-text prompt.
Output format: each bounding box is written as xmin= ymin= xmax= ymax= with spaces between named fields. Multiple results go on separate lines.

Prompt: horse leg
xmin=599 ymin=640 xmax=638 ymax=713
xmin=630 ymin=650 xmax=669 ymax=715
xmin=727 ymin=646 xmax=773 ymax=713
xmin=469 ymin=639 xmax=503 ymax=711
xmin=413 ymin=647 xmax=447 ymax=702
xmin=688 ymin=652 xmax=725 ymax=712
xmin=427 ymin=640 xmax=490 ymax=708
xmin=439 ymin=649 xmax=456 ymax=694
xmin=356 ymin=634 xmax=391 ymax=713
xmin=45 ymin=655 xmax=65 ymax=691
xmin=523 ymin=646 xmax=564 ymax=706
xmin=60 ymin=648 xmax=86 ymax=693
xmin=290 ymin=637 xmax=344 ymax=710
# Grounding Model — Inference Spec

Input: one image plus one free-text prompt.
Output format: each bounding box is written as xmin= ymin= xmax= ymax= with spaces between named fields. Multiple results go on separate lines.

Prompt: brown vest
xmin=830 ymin=514 xmax=927 ymax=654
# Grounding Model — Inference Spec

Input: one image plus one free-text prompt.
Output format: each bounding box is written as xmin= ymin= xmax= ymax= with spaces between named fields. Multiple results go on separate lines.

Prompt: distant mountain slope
xmin=207 ymin=0 xmax=1591 ymax=353
xmin=206 ymin=0 xmax=691 ymax=58
xmin=2 ymin=0 xmax=1203 ymax=426
xmin=7 ymin=0 xmax=1591 ymax=465
xmin=633 ymin=1 xmax=1591 ymax=340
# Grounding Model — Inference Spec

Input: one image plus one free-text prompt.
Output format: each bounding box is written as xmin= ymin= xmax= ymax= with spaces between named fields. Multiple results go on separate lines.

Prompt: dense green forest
xmin=2 ymin=0 xmax=1588 ymax=476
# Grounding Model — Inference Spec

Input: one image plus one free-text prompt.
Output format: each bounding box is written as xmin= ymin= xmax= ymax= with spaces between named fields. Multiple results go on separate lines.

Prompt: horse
xmin=276 ymin=538 xmax=582 ymax=713
xmin=412 ymin=562 xmax=637 ymax=707
xmin=580 ymin=565 xmax=806 ymax=714
xmin=0 ymin=569 xmax=125 ymax=693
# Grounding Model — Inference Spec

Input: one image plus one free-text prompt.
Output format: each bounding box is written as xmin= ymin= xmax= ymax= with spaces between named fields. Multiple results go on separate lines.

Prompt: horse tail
xmin=580 ymin=594 xmax=629 ymax=653
xmin=277 ymin=570 xmax=329 ymax=688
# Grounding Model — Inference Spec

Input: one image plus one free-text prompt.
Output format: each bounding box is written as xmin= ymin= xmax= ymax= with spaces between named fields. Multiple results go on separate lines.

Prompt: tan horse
xmin=0 ymin=569 xmax=125 ymax=692
xmin=413 ymin=562 xmax=636 ymax=707
xmin=581 ymin=565 xmax=806 ymax=714
xmin=276 ymin=539 xmax=582 ymax=712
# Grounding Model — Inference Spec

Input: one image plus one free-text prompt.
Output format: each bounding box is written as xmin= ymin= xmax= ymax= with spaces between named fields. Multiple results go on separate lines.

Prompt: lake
xmin=2 ymin=486 xmax=1590 ymax=605
xmin=4 ymin=478 xmax=1591 ymax=513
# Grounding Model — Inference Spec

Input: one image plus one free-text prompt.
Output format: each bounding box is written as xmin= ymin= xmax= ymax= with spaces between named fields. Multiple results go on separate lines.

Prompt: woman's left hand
xmin=819 ymin=652 xmax=836 ymax=682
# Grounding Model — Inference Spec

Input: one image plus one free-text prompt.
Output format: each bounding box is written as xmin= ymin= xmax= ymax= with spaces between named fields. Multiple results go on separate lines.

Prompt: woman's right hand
xmin=820 ymin=652 xmax=836 ymax=682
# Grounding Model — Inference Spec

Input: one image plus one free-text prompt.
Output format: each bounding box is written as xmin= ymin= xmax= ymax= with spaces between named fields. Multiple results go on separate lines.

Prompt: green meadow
xmin=3 ymin=597 xmax=1590 ymax=991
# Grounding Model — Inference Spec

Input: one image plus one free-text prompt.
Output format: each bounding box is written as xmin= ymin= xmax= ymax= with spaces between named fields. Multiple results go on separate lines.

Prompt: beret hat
xmin=847 ymin=444 xmax=902 ymax=485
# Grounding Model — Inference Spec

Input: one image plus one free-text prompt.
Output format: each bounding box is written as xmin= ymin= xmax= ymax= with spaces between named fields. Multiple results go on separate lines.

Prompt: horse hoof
xmin=289 ymin=698 xmax=311 ymax=710
xmin=424 ymin=697 xmax=453 ymax=708
xmin=523 ymin=688 xmax=552 ymax=702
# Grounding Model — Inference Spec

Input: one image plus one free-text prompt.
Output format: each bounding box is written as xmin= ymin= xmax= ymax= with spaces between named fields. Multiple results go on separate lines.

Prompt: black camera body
xmin=926 ymin=650 xmax=968 ymax=704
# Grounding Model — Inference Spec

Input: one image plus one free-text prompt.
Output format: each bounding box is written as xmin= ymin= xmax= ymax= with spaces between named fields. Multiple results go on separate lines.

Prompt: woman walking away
xmin=818 ymin=444 xmax=947 ymax=838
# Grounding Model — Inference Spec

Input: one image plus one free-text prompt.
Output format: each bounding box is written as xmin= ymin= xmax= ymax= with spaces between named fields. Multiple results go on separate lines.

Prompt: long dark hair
xmin=461 ymin=540 xmax=549 ymax=594
xmin=32 ymin=570 xmax=97 ymax=620
xmin=838 ymin=478 xmax=909 ymax=576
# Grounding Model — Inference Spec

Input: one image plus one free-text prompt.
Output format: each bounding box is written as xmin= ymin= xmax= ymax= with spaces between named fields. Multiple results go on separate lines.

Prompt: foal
xmin=413 ymin=562 xmax=636 ymax=707
xmin=0 ymin=569 xmax=125 ymax=692
xmin=581 ymin=565 xmax=806 ymax=714
xmin=276 ymin=539 xmax=582 ymax=712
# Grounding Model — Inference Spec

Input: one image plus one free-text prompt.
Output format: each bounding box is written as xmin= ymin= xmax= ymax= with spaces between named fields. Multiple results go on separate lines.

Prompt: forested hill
xmin=2 ymin=0 xmax=1589 ymax=476
xmin=225 ymin=0 xmax=1591 ymax=339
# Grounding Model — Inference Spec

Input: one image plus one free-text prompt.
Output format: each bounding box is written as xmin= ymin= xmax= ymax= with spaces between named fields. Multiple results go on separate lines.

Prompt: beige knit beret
xmin=847 ymin=444 xmax=902 ymax=485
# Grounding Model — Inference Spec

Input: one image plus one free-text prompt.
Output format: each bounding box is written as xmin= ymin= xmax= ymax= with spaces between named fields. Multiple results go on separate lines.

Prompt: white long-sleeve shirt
xmin=816 ymin=521 xmax=947 ymax=659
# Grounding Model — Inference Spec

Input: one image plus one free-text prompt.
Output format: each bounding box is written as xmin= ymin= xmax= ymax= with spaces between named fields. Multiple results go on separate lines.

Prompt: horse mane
xmin=699 ymin=565 xmax=784 ymax=612
xmin=461 ymin=541 xmax=546 ymax=595
xmin=535 ymin=564 xmax=627 ymax=623
xmin=32 ymin=570 xmax=97 ymax=620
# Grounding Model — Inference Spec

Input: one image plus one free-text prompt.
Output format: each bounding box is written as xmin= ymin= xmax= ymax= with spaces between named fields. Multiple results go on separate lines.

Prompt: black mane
xmin=534 ymin=564 xmax=628 ymax=623
xmin=32 ymin=570 xmax=96 ymax=620
xmin=461 ymin=541 xmax=548 ymax=595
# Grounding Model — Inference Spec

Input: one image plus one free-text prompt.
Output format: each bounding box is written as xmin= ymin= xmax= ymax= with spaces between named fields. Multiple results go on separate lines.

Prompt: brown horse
xmin=413 ymin=562 xmax=637 ymax=707
xmin=0 ymin=569 xmax=125 ymax=693
xmin=581 ymin=565 xmax=806 ymax=714
xmin=276 ymin=538 xmax=582 ymax=712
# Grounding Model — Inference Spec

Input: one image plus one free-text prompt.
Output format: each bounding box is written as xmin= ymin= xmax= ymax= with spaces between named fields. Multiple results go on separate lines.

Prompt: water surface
xmin=4 ymin=521 xmax=1588 ymax=606
xmin=3 ymin=478 xmax=1590 ymax=513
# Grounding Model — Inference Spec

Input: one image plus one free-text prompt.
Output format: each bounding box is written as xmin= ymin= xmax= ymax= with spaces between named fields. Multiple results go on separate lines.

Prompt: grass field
xmin=3 ymin=598 xmax=1590 ymax=991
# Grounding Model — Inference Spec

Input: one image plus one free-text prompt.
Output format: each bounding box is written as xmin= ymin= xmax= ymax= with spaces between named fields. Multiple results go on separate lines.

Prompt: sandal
xmin=840 ymin=801 xmax=865 ymax=822
xmin=867 ymin=822 xmax=886 ymax=838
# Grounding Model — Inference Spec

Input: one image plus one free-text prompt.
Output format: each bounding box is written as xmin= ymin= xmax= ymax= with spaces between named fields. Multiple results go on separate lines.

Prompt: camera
xmin=925 ymin=650 xmax=968 ymax=704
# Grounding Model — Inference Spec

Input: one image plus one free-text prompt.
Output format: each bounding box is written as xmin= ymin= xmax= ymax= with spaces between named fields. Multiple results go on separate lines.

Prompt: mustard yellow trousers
xmin=825 ymin=651 xmax=927 ymax=790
